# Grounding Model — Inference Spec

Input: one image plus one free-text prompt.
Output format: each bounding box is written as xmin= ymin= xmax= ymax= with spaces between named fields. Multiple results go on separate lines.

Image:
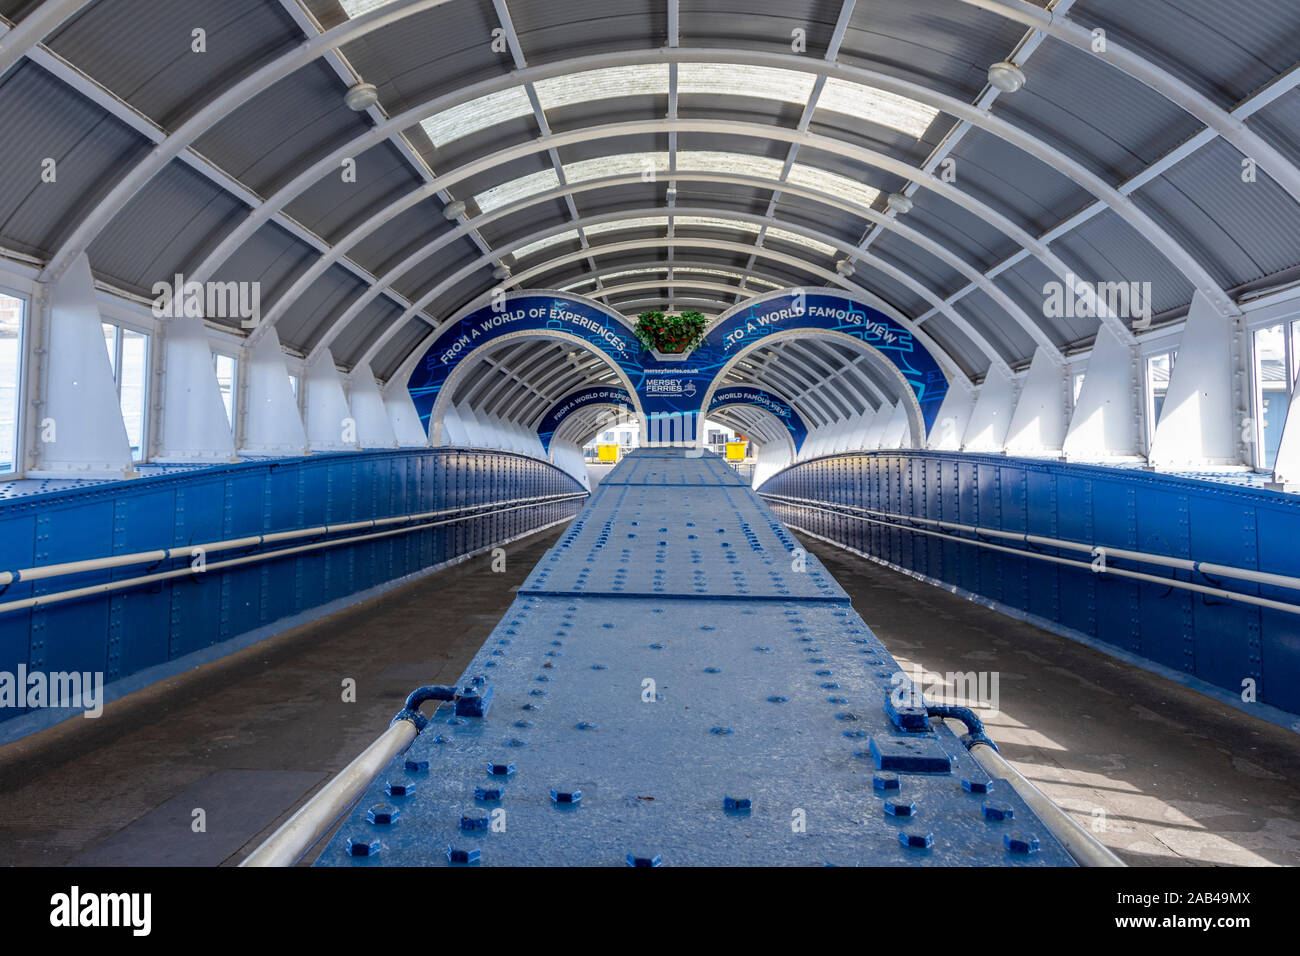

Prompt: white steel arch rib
xmin=36 ymin=43 xmax=1244 ymax=333
xmin=296 ymin=167 xmax=1052 ymax=369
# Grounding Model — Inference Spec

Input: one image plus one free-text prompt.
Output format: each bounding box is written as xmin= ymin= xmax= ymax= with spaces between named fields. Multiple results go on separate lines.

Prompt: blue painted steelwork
xmin=318 ymin=449 xmax=1074 ymax=866
xmin=536 ymin=385 xmax=634 ymax=452
xmin=0 ymin=448 xmax=584 ymax=732
xmin=708 ymin=385 xmax=808 ymax=452
xmin=760 ymin=450 xmax=1300 ymax=719
xmin=406 ymin=289 xmax=948 ymax=444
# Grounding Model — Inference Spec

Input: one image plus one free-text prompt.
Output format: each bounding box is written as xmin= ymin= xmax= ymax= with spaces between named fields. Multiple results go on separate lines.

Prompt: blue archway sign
xmin=534 ymin=383 xmax=810 ymax=453
xmin=408 ymin=290 xmax=948 ymax=440
xmin=536 ymin=385 xmax=634 ymax=452
xmin=708 ymin=386 xmax=808 ymax=452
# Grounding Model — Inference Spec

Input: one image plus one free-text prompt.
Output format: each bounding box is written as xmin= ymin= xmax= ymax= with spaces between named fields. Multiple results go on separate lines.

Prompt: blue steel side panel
xmin=0 ymin=449 xmax=586 ymax=732
xmin=761 ymin=451 xmax=1300 ymax=717
xmin=319 ymin=450 xmax=1075 ymax=867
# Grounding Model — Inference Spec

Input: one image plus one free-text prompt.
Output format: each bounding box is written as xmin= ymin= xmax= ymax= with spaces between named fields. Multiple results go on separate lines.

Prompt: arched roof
xmin=2 ymin=0 xmax=1298 ymax=434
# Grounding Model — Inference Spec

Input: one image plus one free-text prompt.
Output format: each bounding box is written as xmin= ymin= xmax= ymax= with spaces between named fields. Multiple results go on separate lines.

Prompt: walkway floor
xmin=800 ymin=535 xmax=1300 ymax=866
xmin=2 ymin=518 xmax=1296 ymax=866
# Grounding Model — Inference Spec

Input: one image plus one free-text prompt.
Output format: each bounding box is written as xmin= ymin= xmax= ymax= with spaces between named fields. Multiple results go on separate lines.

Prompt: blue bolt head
xmin=446 ymin=845 xmax=481 ymax=865
xmin=460 ymin=813 xmax=490 ymax=831
xmin=576 ymin=721 xmax=598 ymax=730
xmin=474 ymin=785 xmax=503 ymax=801
xmin=404 ymin=758 xmax=429 ymax=773
xmin=487 ymin=761 xmax=516 ymax=776
xmin=884 ymin=799 xmax=916 ymax=817
xmin=626 ymin=852 xmax=663 ymax=867
xmin=551 ymin=789 xmax=582 ymax=804
xmin=767 ymin=695 xmax=788 ymax=703
xmin=347 ymin=837 xmax=381 ymax=857
xmin=898 ymin=831 xmax=934 ymax=850
xmin=1004 ymin=832 xmax=1040 ymax=854
xmin=387 ymin=780 xmax=416 ymax=796
xmin=367 ymin=803 xmax=399 ymax=825
xmin=982 ymin=802 xmax=1015 ymax=821
xmin=961 ymin=778 xmax=993 ymax=794
xmin=710 ymin=727 xmax=734 ymax=735
xmin=723 ymin=796 xmax=751 ymax=812
xmin=872 ymin=772 xmax=900 ymax=791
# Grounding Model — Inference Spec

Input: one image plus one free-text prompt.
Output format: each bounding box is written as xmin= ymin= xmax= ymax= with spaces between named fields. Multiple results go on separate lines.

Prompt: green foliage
xmin=634 ymin=309 xmax=708 ymax=353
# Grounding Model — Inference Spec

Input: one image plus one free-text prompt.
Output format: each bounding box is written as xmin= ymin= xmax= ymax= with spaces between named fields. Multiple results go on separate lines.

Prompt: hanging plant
xmin=634 ymin=309 xmax=708 ymax=354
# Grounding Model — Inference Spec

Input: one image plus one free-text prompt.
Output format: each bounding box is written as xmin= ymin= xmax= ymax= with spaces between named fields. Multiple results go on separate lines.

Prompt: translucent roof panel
xmin=674 ymin=216 xmax=759 ymax=233
xmin=585 ymin=217 xmax=669 ymax=236
xmin=764 ymin=227 xmax=837 ymax=256
xmin=475 ymin=168 xmax=561 ymax=213
xmin=817 ymin=79 xmax=940 ymax=138
xmin=535 ymin=64 xmax=669 ymax=111
xmin=676 ymin=151 xmax=787 ymax=181
xmin=512 ymin=230 xmax=580 ymax=260
xmin=420 ymin=86 xmax=533 ymax=148
xmin=338 ymin=0 xmax=400 ymax=16
xmin=677 ymin=63 xmax=815 ymax=105
xmin=564 ymin=153 xmax=670 ymax=184
xmin=786 ymin=164 xmax=879 ymax=211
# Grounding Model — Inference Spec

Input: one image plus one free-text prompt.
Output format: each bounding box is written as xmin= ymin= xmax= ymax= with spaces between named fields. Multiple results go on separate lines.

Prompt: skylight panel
xmin=511 ymin=230 xmax=579 ymax=260
xmin=676 ymin=151 xmax=787 ymax=181
xmin=535 ymin=64 xmax=669 ymax=111
xmin=558 ymin=277 xmax=598 ymax=292
xmin=564 ymin=152 xmax=670 ymax=184
xmin=601 ymin=268 xmax=669 ymax=282
xmin=786 ymin=164 xmax=879 ymax=211
xmin=420 ymin=86 xmax=533 ymax=148
xmin=474 ymin=168 xmax=561 ymax=213
xmin=674 ymin=216 xmax=758 ymax=234
xmin=338 ymin=0 xmax=400 ymax=16
xmin=677 ymin=63 xmax=815 ymax=105
xmin=764 ymin=227 xmax=836 ymax=256
xmin=817 ymin=79 xmax=939 ymax=138
xmin=585 ymin=217 xmax=669 ymax=236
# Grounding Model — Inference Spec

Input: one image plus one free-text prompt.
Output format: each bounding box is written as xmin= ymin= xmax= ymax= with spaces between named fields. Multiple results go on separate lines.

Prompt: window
xmin=102 ymin=322 xmax=149 ymax=461
xmin=213 ymin=352 xmax=237 ymax=427
xmin=1252 ymin=322 xmax=1297 ymax=469
xmin=288 ymin=373 xmax=299 ymax=400
xmin=0 ymin=293 xmax=25 ymax=474
xmin=1072 ymin=371 xmax=1086 ymax=408
xmin=1145 ymin=351 xmax=1175 ymax=449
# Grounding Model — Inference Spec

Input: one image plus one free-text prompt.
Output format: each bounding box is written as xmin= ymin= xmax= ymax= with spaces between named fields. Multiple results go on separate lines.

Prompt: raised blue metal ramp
xmin=316 ymin=449 xmax=1076 ymax=866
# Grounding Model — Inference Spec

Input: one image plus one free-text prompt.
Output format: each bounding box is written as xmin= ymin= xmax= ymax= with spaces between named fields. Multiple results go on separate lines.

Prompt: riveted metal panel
xmin=759 ymin=451 xmax=1300 ymax=715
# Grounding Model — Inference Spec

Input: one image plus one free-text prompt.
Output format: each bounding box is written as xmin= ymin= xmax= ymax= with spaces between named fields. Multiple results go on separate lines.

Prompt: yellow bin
xmin=597 ymin=443 xmax=620 ymax=463
xmin=725 ymin=441 xmax=747 ymax=461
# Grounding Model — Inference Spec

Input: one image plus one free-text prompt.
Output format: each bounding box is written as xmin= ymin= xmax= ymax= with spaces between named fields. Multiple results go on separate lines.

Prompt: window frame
xmin=1248 ymin=317 xmax=1297 ymax=470
xmin=0 ymin=285 xmax=29 ymax=477
xmin=1143 ymin=348 xmax=1177 ymax=454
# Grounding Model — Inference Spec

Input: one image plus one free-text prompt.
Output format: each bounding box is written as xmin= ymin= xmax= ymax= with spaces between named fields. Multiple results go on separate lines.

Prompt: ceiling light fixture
xmin=344 ymin=82 xmax=380 ymax=111
xmin=835 ymin=258 xmax=856 ymax=277
xmin=885 ymin=192 xmax=914 ymax=214
xmin=986 ymin=61 xmax=1027 ymax=93
xmin=442 ymin=200 xmax=467 ymax=220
